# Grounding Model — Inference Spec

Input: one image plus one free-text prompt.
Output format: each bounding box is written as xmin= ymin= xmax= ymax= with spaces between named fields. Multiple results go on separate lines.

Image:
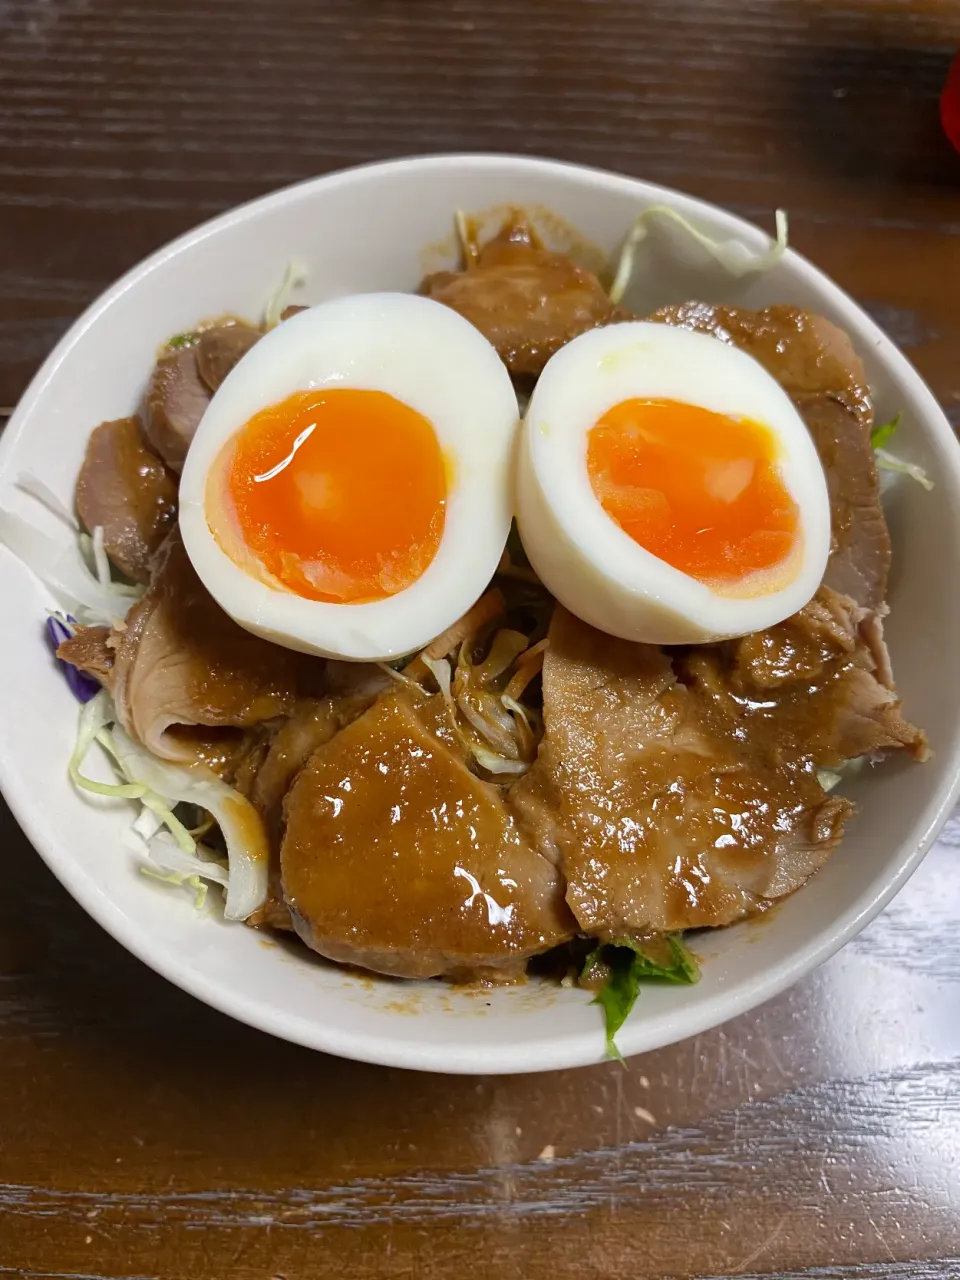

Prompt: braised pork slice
xmin=509 ymin=597 xmax=923 ymax=937
xmin=245 ymin=675 xmax=390 ymax=933
xmin=57 ymin=624 xmax=115 ymax=685
xmin=108 ymin=534 xmax=319 ymax=769
xmin=421 ymin=213 xmax=628 ymax=376
xmin=195 ymin=320 xmax=261 ymax=393
xmin=281 ymin=685 xmax=575 ymax=979
xmin=75 ymin=416 xmax=178 ymax=583
xmin=704 ymin=588 xmax=925 ymax=766
xmin=651 ymin=303 xmax=890 ymax=610
xmin=249 ymin=663 xmax=391 ymax=829
xmin=143 ymin=345 xmax=212 ymax=472
xmin=142 ymin=320 xmax=260 ymax=471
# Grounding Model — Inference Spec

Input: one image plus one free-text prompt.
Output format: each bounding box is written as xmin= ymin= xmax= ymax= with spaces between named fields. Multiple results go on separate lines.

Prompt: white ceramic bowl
xmin=2 ymin=155 xmax=959 ymax=1074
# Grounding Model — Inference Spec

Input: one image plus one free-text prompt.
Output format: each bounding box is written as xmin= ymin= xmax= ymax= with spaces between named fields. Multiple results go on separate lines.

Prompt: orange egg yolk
xmin=586 ymin=398 xmax=799 ymax=587
xmin=221 ymin=388 xmax=446 ymax=603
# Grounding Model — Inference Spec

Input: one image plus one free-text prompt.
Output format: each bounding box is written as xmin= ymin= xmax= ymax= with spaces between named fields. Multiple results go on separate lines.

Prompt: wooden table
xmin=2 ymin=2 xmax=959 ymax=1276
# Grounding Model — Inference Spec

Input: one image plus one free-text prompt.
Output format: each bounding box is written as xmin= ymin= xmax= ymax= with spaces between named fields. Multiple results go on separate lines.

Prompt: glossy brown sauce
xmin=281 ymin=686 xmax=573 ymax=979
xmin=511 ymin=592 xmax=921 ymax=937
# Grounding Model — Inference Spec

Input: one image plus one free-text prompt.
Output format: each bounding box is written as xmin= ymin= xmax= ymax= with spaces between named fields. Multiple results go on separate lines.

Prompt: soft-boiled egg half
xmin=516 ymin=321 xmax=831 ymax=644
xmin=179 ymin=294 xmax=519 ymax=661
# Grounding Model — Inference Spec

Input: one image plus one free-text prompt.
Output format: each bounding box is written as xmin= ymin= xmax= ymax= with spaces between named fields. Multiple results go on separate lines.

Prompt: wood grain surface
xmin=2 ymin=1 xmax=960 ymax=1277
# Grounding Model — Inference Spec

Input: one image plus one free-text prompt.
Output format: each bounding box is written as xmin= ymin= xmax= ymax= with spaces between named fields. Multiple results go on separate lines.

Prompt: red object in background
xmin=941 ymin=50 xmax=960 ymax=152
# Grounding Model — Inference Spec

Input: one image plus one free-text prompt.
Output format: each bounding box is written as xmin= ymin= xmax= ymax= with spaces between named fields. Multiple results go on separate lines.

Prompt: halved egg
xmin=179 ymin=294 xmax=519 ymax=661
xmin=516 ymin=321 xmax=831 ymax=644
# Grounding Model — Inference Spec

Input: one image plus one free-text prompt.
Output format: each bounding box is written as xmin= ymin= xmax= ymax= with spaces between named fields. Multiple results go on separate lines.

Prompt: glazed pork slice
xmin=244 ymin=672 xmax=391 ymax=933
xmin=248 ymin=662 xmax=392 ymax=829
xmin=102 ymin=533 xmax=319 ymax=768
xmin=421 ymin=212 xmax=629 ymax=376
xmin=75 ymin=416 xmax=178 ymax=583
xmin=142 ymin=320 xmax=260 ymax=471
xmin=143 ymin=345 xmax=212 ymax=472
xmin=194 ymin=320 xmax=261 ymax=393
xmin=509 ymin=599 xmax=924 ymax=937
xmin=57 ymin=624 xmax=115 ymax=684
xmin=692 ymin=588 xmax=926 ymax=771
xmin=281 ymin=685 xmax=575 ymax=979
xmin=651 ymin=303 xmax=890 ymax=610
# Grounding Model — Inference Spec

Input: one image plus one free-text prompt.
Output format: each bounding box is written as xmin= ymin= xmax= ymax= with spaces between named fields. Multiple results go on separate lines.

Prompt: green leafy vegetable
xmin=870 ymin=413 xmax=901 ymax=450
xmin=582 ymin=935 xmax=701 ymax=1060
xmin=590 ymin=952 xmax=641 ymax=1062
xmin=869 ymin=413 xmax=933 ymax=491
xmin=165 ymin=331 xmax=199 ymax=350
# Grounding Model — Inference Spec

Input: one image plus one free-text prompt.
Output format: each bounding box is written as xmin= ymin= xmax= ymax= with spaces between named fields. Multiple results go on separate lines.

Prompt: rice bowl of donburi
xmin=1 ymin=155 xmax=959 ymax=1073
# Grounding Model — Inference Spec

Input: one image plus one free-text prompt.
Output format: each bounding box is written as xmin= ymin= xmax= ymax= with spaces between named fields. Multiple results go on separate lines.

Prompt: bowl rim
xmin=3 ymin=151 xmax=960 ymax=1074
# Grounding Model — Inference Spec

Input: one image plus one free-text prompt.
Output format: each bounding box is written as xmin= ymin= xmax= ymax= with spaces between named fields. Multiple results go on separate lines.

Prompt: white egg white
xmin=179 ymin=293 xmax=519 ymax=661
xmin=516 ymin=321 xmax=831 ymax=644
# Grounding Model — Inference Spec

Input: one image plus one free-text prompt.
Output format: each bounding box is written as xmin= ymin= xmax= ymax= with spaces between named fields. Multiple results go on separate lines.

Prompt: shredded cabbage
xmin=141 ymin=863 xmax=210 ymax=911
xmin=869 ymin=414 xmax=933 ymax=492
xmin=16 ymin=473 xmax=78 ymax=529
xmin=467 ymin=744 xmax=527 ymax=777
xmin=0 ymin=474 xmax=144 ymax=625
xmin=67 ymin=692 xmax=267 ymax=920
xmin=455 ymin=690 xmax=519 ymax=758
xmin=91 ymin=524 xmax=112 ymax=589
xmin=474 ymin=629 xmax=530 ymax=685
xmin=98 ymin=727 xmax=196 ymax=851
xmin=129 ymin=804 xmax=165 ymax=845
xmin=874 ymin=447 xmax=933 ymax=492
xmin=376 ymin=661 xmax=424 ymax=694
xmin=818 ymin=757 xmax=867 ymax=793
xmin=108 ymin=723 xmax=268 ymax=920
xmin=423 ymin=653 xmax=531 ymax=777
xmin=454 ymin=209 xmax=480 ymax=267
xmin=609 ymin=206 xmax=788 ymax=305
xmin=263 ymin=259 xmax=309 ymax=329
xmin=422 ymin=653 xmax=453 ymax=700
xmin=454 ymin=634 xmax=526 ymax=759
xmin=69 ymin=691 xmax=142 ymax=798
xmin=0 ymin=510 xmax=140 ymax=625
xmin=502 ymin=692 xmax=541 ymax=753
